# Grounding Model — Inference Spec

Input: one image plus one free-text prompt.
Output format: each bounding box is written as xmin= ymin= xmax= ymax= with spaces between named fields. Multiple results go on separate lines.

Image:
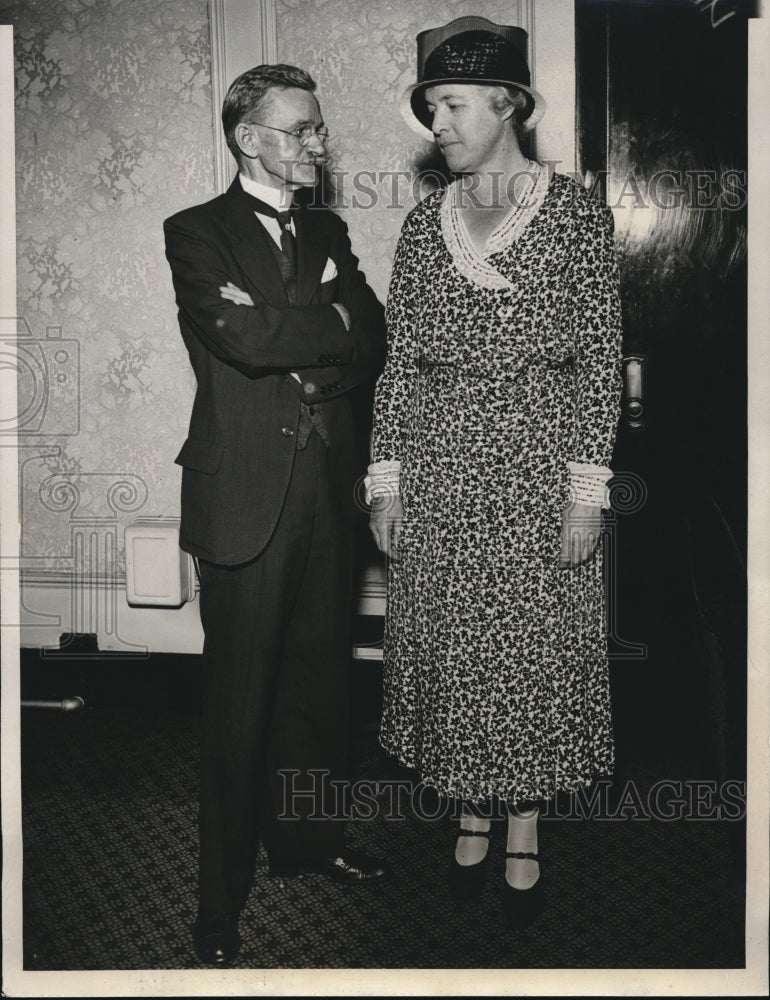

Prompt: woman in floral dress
xmin=368 ymin=19 xmax=622 ymax=926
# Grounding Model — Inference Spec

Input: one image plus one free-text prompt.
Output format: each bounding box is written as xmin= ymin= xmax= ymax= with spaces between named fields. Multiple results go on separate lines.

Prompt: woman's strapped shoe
xmin=447 ymin=827 xmax=492 ymax=901
xmin=502 ymin=850 xmax=544 ymax=928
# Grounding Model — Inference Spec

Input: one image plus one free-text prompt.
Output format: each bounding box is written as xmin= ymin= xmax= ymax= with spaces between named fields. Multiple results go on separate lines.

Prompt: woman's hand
xmin=558 ymin=501 xmax=602 ymax=568
xmin=220 ymin=281 xmax=254 ymax=306
xmin=369 ymin=495 xmax=404 ymax=560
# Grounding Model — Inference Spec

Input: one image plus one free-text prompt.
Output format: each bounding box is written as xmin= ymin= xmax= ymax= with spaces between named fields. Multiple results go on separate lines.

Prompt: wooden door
xmin=576 ymin=0 xmax=750 ymax=793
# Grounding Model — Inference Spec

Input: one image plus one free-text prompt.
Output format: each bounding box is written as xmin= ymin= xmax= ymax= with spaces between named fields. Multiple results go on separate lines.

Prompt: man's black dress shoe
xmin=192 ymin=914 xmax=241 ymax=966
xmin=269 ymin=847 xmax=390 ymax=884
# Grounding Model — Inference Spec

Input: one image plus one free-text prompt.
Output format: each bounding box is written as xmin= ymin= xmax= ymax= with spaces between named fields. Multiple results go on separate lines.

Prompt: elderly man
xmin=164 ymin=64 xmax=388 ymax=966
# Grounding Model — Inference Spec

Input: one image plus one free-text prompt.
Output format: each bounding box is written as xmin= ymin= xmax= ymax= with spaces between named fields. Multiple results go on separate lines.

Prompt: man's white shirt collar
xmin=238 ymin=174 xmax=292 ymax=213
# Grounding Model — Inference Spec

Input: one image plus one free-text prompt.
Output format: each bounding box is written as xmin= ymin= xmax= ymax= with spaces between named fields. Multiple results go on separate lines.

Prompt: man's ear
xmin=234 ymin=121 xmax=259 ymax=160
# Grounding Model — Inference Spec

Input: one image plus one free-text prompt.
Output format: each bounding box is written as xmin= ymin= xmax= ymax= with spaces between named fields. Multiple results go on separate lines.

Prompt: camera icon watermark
xmin=0 ymin=316 xmax=80 ymax=436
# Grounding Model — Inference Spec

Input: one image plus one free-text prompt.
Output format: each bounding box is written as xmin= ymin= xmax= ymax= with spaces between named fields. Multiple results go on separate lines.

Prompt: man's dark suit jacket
xmin=164 ymin=178 xmax=387 ymax=565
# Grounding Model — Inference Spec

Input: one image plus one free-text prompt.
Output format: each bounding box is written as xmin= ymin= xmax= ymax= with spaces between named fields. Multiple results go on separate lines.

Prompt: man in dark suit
xmin=164 ymin=64 xmax=388 ymax=966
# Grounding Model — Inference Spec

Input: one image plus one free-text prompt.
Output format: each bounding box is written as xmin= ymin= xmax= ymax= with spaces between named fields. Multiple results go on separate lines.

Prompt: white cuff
xmin=567 ymin=462 xmax=613 ymax=508
xmin=365 ymin=460 xmax=401 ymax=504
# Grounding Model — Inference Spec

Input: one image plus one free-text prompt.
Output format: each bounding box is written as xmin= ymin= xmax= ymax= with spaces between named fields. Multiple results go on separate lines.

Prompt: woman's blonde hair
xmin=487 ymin=86 xmax=529 ymax=138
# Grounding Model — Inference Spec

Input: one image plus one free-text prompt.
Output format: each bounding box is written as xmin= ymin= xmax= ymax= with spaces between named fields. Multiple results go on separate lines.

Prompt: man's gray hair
xmin=222 ymin=64 xmax=317 ymax=160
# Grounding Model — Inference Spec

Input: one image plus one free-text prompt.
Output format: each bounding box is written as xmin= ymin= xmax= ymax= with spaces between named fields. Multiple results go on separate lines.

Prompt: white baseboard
xmin=20 ymin=573 xmax=204 ymax=655
xmin=20 ymin=572 xmax=386 ymax=655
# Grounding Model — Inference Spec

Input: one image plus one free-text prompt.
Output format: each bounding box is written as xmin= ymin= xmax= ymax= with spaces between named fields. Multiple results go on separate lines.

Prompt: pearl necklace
xmin=440 ymin=160 xmax=550 ymax=291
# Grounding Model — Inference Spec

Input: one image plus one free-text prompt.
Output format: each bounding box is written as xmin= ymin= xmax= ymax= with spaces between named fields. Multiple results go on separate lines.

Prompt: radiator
xmin=125 ymin=517 xmax=195 ymax=607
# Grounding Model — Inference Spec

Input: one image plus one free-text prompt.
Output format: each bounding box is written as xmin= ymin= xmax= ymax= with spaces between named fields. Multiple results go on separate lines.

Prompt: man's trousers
xmin=196 ymin=431 xmax=353 ymax=920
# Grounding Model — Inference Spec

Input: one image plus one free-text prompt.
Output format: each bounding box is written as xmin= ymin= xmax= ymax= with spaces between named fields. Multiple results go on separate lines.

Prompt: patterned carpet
xmin=18 ymin=647 xmax=746 ymax=972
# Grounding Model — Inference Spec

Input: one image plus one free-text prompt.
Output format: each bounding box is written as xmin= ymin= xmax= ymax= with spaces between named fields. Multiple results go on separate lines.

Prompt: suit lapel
xmin=294 ymin=205 xmax=329 ymax=306
xmin=223 ymin=179 xmax=288 ymax=306
xmin=223 ymin=178 xmax=330 ymax=307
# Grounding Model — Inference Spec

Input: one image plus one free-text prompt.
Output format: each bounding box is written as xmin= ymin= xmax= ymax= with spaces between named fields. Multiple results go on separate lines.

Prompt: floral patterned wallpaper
xmin=276 ymin=0 xmax=525 ymax=303
xmin=5 ymin=0 xmax=214 ymax=574
xmin=7 ymin=0 xmax=527 ymax=580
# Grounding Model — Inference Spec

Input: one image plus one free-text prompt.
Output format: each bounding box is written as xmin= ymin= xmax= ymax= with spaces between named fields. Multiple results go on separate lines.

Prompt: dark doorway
xmin=576 ymin=0 xmax=749 ymax=835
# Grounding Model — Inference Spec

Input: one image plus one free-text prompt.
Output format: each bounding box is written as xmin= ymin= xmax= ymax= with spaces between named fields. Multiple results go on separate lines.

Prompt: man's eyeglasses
xmin=248 ymin=121 xmax=330 ymax=145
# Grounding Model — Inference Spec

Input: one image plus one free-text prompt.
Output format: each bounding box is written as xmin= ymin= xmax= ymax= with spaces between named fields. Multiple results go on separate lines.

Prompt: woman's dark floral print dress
xmin=372 ymin=168 xmax=623 ymax=804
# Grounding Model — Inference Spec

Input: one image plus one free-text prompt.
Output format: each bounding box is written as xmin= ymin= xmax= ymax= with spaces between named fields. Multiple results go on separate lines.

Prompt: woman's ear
xmin=489 ymin=86 xmax=516 ymax=125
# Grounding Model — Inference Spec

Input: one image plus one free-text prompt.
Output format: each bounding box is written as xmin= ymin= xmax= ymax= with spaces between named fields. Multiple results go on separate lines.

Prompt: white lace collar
xmin=440 ymin=161 xmax=550 ymax=291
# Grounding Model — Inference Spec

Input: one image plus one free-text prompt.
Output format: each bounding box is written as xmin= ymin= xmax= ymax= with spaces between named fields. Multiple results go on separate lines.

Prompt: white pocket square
xmin=321 ymin=257 xmax=338 ymax=282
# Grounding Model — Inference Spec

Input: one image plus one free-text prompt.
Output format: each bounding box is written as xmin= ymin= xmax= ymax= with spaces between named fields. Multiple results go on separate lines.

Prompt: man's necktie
xmin=275 ymin=210 xmax=297 ymax=287
xmin=243 ymin=193 xmax=297 ymax=293
xmin=242 ymin=191 xmax=328 ymax=449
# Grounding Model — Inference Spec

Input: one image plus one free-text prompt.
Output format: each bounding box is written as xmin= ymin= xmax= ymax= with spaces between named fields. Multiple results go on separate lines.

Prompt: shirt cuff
xmin=364 ymin=460 xmax=401 ymax=504
xmin=567 ymin=461 xmax=613 ymax=508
